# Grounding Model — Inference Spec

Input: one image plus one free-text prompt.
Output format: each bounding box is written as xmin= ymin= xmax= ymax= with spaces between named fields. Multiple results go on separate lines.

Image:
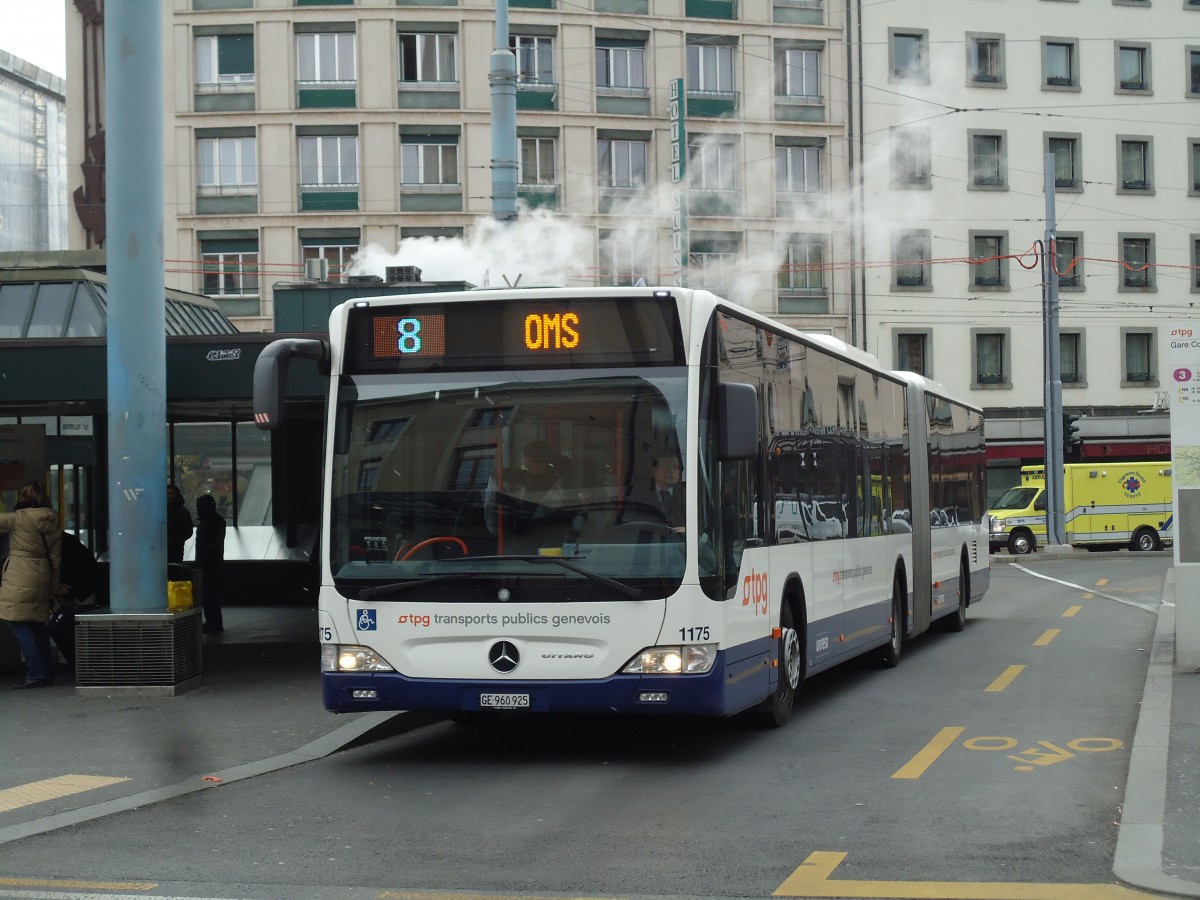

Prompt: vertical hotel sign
xmin=1169 ymin=325 xmax=1200 ymax=666
xmin=669 ymin=78 xmax=687 ymax=288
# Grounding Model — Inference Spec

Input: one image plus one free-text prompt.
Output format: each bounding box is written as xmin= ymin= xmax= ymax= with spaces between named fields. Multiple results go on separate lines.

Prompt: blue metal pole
xmin=105 ymin=1 xmax=167 ymax=611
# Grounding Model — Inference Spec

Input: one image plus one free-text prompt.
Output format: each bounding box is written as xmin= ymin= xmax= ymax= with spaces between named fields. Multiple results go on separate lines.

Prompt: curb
xmin=1113 ymin=569 xmax=1200 ymax=898
xmin=0 ymin=710 xmax=439 ymax=846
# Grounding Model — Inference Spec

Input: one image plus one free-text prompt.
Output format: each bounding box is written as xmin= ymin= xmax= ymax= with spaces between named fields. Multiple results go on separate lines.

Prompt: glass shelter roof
xmin=0 ymin=264 xmax=238 ymax=338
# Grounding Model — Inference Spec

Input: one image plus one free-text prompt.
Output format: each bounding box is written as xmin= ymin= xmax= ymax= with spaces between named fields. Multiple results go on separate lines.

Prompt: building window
xmin=1191 ymin=236 xmax=1200 ymax=291
xmin=300 ymin=135 xmax=357 ymax=187
xmin=969 ymin=131 xmax=1006 ymax=189
xmin=776 ymin=144 xmax=822 ymax=194
xmin=1123 ymin=330 xmax=1156 ymax=384
xmin=689 ymin=243 xmax=740 ymax=297
xmin=1120 ymin=234 xmax=1155 ymax=290
xmin=598 ymin=229 xmax=652 ymax=286
xmin=895 ymin=331 xmax=930 ymax=376
xmin=1054 ymin=234 xmax=1083 ymax=289
xmin=1116 ymin=44 xmax=1151 ymax=92
xmin=197 ymin=136 xmax=256 ymax=195
xmin=889 ymin=29 xmax=928 ymax=82
xmin=893 ymin=230 xmax=931 ymax=289
xmin=967 ymin=33 xmax=1004 ymax=85
xmin=598 ymin=138 xmax=647 ymax=189
xmin=195 ymin=33 xmax=255 ymax=89
xmin=689 ymin=141 xmax=737 ymax=191
xmin=973 ymin=331 xmax=1009 ymax=386
xmin=398 ymin=32 xmax=456 ymax=84
xmin=200 ymin=239 xmax=258 ymax=297
xmin=687 ymin=42 xmax=736 ymax=93
xmin=596 ymin=39 xmax=646 ymax=90
xmin=1188 ymin=47 xmax=1200 ymax=97
xmin=1118 ymin=137 xmax=1153 ymax=192
xmin=1060 ymin=332 xmax=1084 ymax=385
xmin=778 ymin=235 xmax=826 ymax=294
xmin=1046 ymin=134 xmax=1081 ymax=190
xmin=970 ymin=232 xmax=1008 ymax=288
xmin=1043 ymin=39 xmax=1079 ymax=89
xmin=519 ymin=137 xmax=555 ymax=185
xmin=296 ymin=32 xmax=355 ymax=85
xmin=1191 ymin=139 xmax=1200 ymax=194
xmin=401 ymin=140 xmax=459 ymax=186
xmin=301 ymin=239 xmax=359 ymax=283
xmin=776 ymin=47 xmax=821 ymax=101
xmin=891 ymin=126 xmax=930 ymax=187
xmin=511 ymin=34 xmax=554 ymax=85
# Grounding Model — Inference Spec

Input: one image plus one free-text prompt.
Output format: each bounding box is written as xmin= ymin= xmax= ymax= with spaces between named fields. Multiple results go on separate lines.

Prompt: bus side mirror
xmin=253 ymin=338 xmax=329 ymax=431
xmin=718 ymin=382 xmax=758 ymax=460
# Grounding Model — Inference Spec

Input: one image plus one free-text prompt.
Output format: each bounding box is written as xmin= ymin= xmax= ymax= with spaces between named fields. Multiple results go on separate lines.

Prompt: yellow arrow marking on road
xmin=774 ymin=850 xmax=1151 ymax=898
xmin=0 ymin=774 xmax=130 ymax=813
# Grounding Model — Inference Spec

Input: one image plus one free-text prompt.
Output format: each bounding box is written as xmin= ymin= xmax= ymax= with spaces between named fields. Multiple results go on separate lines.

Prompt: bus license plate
xmin=480 ymin=693 xmax=530 ymax=709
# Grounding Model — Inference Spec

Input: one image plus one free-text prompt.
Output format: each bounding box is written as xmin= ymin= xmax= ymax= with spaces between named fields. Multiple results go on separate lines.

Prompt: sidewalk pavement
xmin=0 ymin=577 xmax=1197 ymax=897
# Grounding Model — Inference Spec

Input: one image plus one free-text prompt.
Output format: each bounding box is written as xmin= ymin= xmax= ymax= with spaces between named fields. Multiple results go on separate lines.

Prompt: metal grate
xmin=76 ymin=611 xmax=202 ymax=687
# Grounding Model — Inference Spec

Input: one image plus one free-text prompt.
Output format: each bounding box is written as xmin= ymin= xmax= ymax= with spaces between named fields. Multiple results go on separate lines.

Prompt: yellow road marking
xmin=1063 ymin=605 xmax=1083 ymax=618
xmin=0 ymin=774 xmax=130 ymax=813
xmin=1095 ymin=578 xmax=1109 ymax=587
xmin=1034 ymin=628 xmax=1061 ymax=646
xmin=892 ymin=726 xmax=964 ymax=779
xmin=0 ymin=876 xmax=156 ymax=890
xmin=1081 ymin=592 xmax=1094 ymax=599
xmin=774 ymin=850 xmax=1150 ymax=898
xmin=985 ymin=665 xmax=1025 ymax=692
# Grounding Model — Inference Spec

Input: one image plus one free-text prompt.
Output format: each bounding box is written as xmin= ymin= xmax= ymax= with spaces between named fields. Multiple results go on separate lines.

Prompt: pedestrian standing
xmin=195 ymin=493 xmax=226 ymax=633
xmin=0 ymin=481 xmax=63 ymax=688
xmin=166 ymin=484 xmax=193 ymax=564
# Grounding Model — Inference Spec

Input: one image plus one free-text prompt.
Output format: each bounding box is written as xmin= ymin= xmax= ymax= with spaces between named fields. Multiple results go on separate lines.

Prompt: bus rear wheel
xmin=880 ymin=573 xmax=904 ymax=667
xmin=753 ymin=601 xmax=802 ymax=728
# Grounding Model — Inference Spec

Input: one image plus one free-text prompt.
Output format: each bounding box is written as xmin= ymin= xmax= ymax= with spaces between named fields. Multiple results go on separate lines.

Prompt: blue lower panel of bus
xmin=323 ymin=643 xmax=773 ymax=717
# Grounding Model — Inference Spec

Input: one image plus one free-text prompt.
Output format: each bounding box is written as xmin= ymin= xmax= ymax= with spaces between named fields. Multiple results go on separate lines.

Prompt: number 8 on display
xmin=396 ymin=317 xmax=422 ymax=353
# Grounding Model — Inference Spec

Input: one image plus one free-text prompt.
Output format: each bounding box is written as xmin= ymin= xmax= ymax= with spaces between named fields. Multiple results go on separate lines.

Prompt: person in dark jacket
xmin=0 ymin=481 xmax=63 ymax=688
xmin=166 ymin=484 xmax=193 ymax=564
xmin=195 ymin=493 xmax=226 ymax=633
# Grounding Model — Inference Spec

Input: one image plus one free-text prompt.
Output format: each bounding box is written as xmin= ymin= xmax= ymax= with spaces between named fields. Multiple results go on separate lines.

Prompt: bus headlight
xmin=622 ymin=644 xmax=717 ymax=675
xmin=322 ymin=644 xmax=395 ymax=673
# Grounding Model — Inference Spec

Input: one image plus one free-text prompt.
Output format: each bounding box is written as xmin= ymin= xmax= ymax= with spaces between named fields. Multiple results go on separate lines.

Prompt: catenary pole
xmin=490 ymin=0 xmax=517 ymax=224
xmin=1043 ymin=153 xmax=1065 ymax=545
xmin=106 ymin=1 xmax=169 ymax=611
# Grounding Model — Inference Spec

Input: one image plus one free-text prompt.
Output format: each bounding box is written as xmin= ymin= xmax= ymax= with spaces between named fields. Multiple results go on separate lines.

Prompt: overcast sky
xmin=0 ymin=0 xmax=66 ymax=78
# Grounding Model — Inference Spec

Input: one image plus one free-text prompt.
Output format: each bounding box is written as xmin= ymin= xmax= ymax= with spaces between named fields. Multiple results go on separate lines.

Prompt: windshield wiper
xmin=464 ymin=555 xmax=643 ymax=599
xmin=357 ymin=571 xmax=490 ymax=601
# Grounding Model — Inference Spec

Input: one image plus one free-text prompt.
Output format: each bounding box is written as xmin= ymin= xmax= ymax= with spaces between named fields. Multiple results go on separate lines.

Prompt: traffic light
xmin=1063 ymin=412 xmax=1082 ymax=457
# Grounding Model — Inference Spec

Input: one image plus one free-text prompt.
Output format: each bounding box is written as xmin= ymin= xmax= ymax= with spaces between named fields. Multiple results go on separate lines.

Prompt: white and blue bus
xmin=254 ymin=287 xmax=988 ymax=725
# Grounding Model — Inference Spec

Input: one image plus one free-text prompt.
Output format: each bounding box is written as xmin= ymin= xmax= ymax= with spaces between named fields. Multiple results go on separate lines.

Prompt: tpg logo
xmin=741 ymin=570 xmax=768 ymax=616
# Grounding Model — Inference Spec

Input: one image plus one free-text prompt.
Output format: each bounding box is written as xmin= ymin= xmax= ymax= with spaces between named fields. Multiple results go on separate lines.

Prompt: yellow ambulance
xmin=988 ymin=463 xmax=1173 ymax=554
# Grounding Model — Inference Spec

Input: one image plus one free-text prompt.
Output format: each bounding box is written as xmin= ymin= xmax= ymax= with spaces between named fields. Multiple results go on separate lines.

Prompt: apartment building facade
xmin=62 ymin=0 xmax=1196 ymax=478
xmin=852 ymin=0 xmax=1197 ymax=481
xmin=67 ymin=0 xmax=851 ymax=335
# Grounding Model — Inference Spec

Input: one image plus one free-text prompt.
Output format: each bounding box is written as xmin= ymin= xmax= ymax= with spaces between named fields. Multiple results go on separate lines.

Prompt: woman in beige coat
xmin=0 ymin=481 xmax=63 ymax=688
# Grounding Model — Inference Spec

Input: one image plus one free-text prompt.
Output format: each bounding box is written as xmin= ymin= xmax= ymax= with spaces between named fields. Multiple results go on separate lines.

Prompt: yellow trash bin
xmin=167 ymin=579 xmax=194 ymax=611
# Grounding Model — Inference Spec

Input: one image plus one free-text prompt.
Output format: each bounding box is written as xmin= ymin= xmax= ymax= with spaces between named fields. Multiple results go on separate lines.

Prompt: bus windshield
xmin=990 ymin=486 xmax=1039 ymax=510
xmin=329 ymin=368 xmax=688 ymax=601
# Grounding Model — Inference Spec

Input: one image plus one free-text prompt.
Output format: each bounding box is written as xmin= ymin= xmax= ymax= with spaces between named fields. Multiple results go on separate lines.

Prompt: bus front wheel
xmin=753 ymin=601 xmax=802 ymax=728
xmin=1007 ymin=530 xmax=1035 ymax=555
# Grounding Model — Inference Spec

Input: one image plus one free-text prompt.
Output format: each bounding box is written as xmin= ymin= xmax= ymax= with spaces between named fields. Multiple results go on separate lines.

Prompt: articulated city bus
xmin=254 ymin=286 xmax=989 ymax=725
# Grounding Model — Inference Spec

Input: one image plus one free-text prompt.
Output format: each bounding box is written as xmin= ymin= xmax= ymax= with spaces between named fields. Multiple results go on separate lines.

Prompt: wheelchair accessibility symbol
xmin=357 ymin=609 xmax=377 ymax=631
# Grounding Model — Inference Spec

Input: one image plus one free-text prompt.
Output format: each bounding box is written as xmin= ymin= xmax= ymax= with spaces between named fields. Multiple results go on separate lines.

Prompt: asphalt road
xmin=0 ymin=554 xmax=1168 ymax=900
